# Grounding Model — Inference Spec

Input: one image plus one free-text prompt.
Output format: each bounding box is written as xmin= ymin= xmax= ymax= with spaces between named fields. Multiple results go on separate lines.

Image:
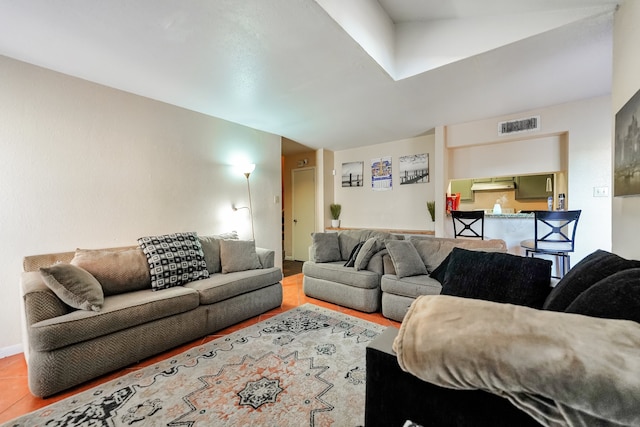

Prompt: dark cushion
xmin=138 ymin=232 xmax=209 ymax=291
xmin=565 ymin=268 xmax=640 ymax=323
xmin=344 ymin=241 xmax=366 ymax=267
xmin=543 ymin=250 xmax=640 ymax=311
xmin=429 ymin=253 xmax=451 ymax=284
xmin=311 ymin=232 xmax=342 ymax=262
xmin=440 ymin=248 xmax=552 ymax=309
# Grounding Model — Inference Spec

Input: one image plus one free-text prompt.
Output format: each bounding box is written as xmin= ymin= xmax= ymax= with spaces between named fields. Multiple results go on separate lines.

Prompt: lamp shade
xmin=241 ymin=163 xmax=256 ymax=177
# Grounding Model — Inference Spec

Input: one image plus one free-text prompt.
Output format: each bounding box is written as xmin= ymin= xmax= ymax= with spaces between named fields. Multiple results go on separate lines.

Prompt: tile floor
xmin=0 ymin=273 xmax=401 ymax=424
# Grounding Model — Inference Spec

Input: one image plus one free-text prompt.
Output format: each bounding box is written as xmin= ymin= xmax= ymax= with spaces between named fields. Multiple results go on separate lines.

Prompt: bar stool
xmin=520 ymin=210 xmax=581 ymax=278
xmin=452 ymin=210 xmax=485 ymax=240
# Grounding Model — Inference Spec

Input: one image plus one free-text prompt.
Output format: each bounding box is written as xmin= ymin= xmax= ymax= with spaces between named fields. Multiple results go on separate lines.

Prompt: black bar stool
xmin=520 ymin=210 xmax=581 ymax=278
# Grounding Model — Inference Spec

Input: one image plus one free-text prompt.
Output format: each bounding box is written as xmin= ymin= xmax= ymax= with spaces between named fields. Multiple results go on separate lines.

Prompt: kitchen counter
xmin=485 ymin=212 xmax=534 ymax=219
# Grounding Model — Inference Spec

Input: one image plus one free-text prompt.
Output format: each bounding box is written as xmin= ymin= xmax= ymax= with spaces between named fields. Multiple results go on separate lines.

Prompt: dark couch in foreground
xmin=366 ymin=249 xmax=640 ymax=426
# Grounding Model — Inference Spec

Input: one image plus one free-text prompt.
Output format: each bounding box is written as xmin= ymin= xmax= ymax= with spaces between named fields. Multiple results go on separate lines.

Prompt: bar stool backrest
xmin=533 ymin=210 xmax=581 ymax=253
xmin=452 ymin=210 xmax=485 ymax=240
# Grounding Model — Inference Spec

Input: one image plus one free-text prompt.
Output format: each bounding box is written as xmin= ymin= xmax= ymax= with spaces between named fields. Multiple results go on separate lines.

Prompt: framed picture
xmin=399 ymin=153 xmax=429 ymax=184
xmin=342 ymin=161 xmax=364 ymax=187
xmin=614 ymin=87 xmax=640 ymax=197
xmin=371 ymin=157 xmax=392 ymax=191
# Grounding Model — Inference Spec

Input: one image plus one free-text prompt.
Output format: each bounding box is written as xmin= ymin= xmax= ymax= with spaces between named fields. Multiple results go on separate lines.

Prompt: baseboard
xmin=0 ymin=343 xmax=23 ymax=359
xmin=284 ymin=256 xmax=294 ymax=261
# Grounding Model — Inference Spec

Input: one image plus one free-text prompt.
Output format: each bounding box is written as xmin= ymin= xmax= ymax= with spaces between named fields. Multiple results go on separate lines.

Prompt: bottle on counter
xmin=547 ymin=196 xmax=553 ymax=211
xmin=558 ymin=193 xmax=565 ymax=211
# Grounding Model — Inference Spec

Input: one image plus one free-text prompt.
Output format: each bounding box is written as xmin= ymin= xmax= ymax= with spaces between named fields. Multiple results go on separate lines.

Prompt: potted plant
xmin=427 ymin=201 xmax=436 ymax=222
xmin=330 ymin=203 xmax=342 ymax=228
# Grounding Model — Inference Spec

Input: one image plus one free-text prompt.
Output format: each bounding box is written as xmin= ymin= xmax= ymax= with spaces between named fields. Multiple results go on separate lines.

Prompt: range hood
xmin=470 ymin=181 xmax=516 ymax=191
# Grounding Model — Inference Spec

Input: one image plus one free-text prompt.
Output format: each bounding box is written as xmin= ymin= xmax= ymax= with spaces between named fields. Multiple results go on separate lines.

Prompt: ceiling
xmin=0 ymin=1 xmax=618 ymax=154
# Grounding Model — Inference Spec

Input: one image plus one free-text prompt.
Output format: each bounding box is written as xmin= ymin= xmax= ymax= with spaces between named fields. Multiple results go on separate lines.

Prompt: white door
xmin=292 ymin=167 xmax=316 ymax=261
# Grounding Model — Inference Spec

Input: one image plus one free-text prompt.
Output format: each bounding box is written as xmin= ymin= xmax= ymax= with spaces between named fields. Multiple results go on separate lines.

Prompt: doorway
xmin=292 ymin=167 xmax=316 ymax=261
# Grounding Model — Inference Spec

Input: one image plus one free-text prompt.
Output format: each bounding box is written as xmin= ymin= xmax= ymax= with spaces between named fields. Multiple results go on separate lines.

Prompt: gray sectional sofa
xmin=302 ymin=230 xmax=507 ymax=320
xmin=302 ymin=229 xmax=404 ymax=312
xmin=380 ymin=236 xmax=507 ymax=321
xmin=20 ymin=232 xmax=283 ymax=397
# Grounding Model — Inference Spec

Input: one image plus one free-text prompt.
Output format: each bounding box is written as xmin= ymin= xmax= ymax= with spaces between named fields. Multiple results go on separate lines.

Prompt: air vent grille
xmin=498 ymin=116 xmax=540 ymax=135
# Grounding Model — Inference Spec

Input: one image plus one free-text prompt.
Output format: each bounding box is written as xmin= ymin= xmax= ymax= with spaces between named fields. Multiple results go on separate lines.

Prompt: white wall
xmin=612 ymin=0 xmax=640 ymax=259
xmin=0 ymin=56 xmax=283 ymax=355
xmin=333 ymin=135 xmax=435 ymax=230
xmin=441 ymin=96 xmax=612 ymax=263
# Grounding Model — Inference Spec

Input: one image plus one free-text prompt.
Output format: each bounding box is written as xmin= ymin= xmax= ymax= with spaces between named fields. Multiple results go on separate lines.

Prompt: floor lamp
xmin=242 ymin=163 xmax=256 ymax=241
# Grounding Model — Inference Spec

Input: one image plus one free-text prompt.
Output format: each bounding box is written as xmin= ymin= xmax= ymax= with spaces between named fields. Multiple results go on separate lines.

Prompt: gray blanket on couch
xmin=393 ymin=295 xmax=640 ymax=427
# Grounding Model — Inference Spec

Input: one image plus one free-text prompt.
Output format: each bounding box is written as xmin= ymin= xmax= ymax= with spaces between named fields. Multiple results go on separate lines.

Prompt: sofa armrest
xmin=256 ymin=247 xmax=275 ymax=269
xmin=21 ymin=271 xmax=69 ymax=326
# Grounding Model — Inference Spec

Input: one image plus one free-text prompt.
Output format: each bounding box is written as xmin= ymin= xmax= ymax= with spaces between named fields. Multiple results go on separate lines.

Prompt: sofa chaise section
xmin=302 ymin=229 xmax=403 ymax=312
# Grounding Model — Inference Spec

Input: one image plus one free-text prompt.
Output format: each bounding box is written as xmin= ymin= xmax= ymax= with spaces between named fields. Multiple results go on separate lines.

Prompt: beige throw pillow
xmin=40 ymin=263 xmax=104 ymax=311
xmin=71 ymin=248 xmax=151 ymax=296
xmin=220 ymin=239 xmax=262 ymax=274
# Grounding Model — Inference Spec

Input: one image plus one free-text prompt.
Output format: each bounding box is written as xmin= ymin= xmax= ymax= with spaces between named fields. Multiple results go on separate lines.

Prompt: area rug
xmin=5 ymin=304 xmax=385 ymax=427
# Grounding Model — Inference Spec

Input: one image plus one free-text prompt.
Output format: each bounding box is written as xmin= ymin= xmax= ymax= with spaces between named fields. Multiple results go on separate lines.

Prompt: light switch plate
xmin=593 ymin=186 xmax=609 ymax=197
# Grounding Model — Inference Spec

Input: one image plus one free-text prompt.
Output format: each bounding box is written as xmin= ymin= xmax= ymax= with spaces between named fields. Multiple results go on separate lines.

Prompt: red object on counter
xmin=446 ymin=193 xmax=460 ymax=214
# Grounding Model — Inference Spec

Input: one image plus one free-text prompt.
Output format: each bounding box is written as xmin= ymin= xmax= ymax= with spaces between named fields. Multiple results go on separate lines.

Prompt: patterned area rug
xmin=5 ymin=304 xmax=385 ymax=427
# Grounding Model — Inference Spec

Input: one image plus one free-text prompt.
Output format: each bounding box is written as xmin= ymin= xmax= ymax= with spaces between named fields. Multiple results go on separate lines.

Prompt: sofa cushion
xmin=565 ymin=268 xmax=640 ymax=323
xmin=311 ymin=232 xmax=342 ymax=262
xmin=219 ymin=239 xmax=263 ymax=273
xmin=138 ymin=232 xmax=209 ymax=291
xmin=338 ymin=230 xmax=403 ymax=261
xmin=199 ymin=231 xmax=238 ymax=274
xmin=409 ymin=236 xmax=507 ymax=273
xmin=386 ymin=240 xmax=428 ymax=279
xmin=185 ymin=267 xmax=283 ymax=305
xmin=70 ymin=247 xmax=151 ymax=296
xmin=344 ymin=241 xmax=366 ymax=267
xmin=440 ymin=248 xmax=552 ymax=309
xmin=29 ymin=286 xmax=200 ymax=352
xmin=303 ymin=261 xmax=381 ymax=290
xmin=381 ymin=274 xmax=442 ymax=299
xmin=543 ymin=249 xmax=640 ymax=312
xmin=39 ymin=264 xmax=104 ymax=312
xmin=354 ymin=238 xmax=382 ymax=271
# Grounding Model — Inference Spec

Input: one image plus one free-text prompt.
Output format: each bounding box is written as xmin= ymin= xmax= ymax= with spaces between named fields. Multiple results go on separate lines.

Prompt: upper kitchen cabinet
xmin=451 ymin=179 xmax=473 ymax=201
xmin=515 ymin=174 xmax=554 ymax=200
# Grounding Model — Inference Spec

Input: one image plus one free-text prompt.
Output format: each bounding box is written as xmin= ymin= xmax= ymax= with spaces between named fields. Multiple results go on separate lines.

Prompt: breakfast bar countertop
xmin=484 ymin=212 xmax=535 ymax=218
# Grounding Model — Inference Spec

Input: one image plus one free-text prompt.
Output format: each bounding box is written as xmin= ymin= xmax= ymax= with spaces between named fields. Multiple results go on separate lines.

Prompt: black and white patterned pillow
xmin=138 ymin=232 xmax=209 ymax=291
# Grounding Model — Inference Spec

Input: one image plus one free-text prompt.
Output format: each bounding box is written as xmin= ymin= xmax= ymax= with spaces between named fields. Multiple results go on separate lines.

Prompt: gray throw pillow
xmin=385 ymin=240 xmax=428 ymax=278
xmin=199 ymin=231 xmax=239 ymax=274
xmin=40 ymin=263 xmax=104 ymax=311
xmin=311 ymin=233 xmax=341 ymax=262
xmin=354 ymin=238 xmax=382 ymax=271
xmin=219 ymin=239 xmax=263 ymax=273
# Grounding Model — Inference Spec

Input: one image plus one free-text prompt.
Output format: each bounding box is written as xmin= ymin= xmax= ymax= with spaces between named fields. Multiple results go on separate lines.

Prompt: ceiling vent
xmin=498 ymin=116 xmax=540 ymax=136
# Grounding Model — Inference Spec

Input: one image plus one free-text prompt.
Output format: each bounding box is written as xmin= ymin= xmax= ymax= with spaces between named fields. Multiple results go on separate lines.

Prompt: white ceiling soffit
xmin=316 ymin=0 xmax=618 ymax=80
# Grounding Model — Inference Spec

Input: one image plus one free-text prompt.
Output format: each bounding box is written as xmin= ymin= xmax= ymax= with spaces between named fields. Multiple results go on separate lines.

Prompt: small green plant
xmin=427 ymin=201 xmax=436 ymax=222
xmin=330 ymin=203 xmax=342 ymax=220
